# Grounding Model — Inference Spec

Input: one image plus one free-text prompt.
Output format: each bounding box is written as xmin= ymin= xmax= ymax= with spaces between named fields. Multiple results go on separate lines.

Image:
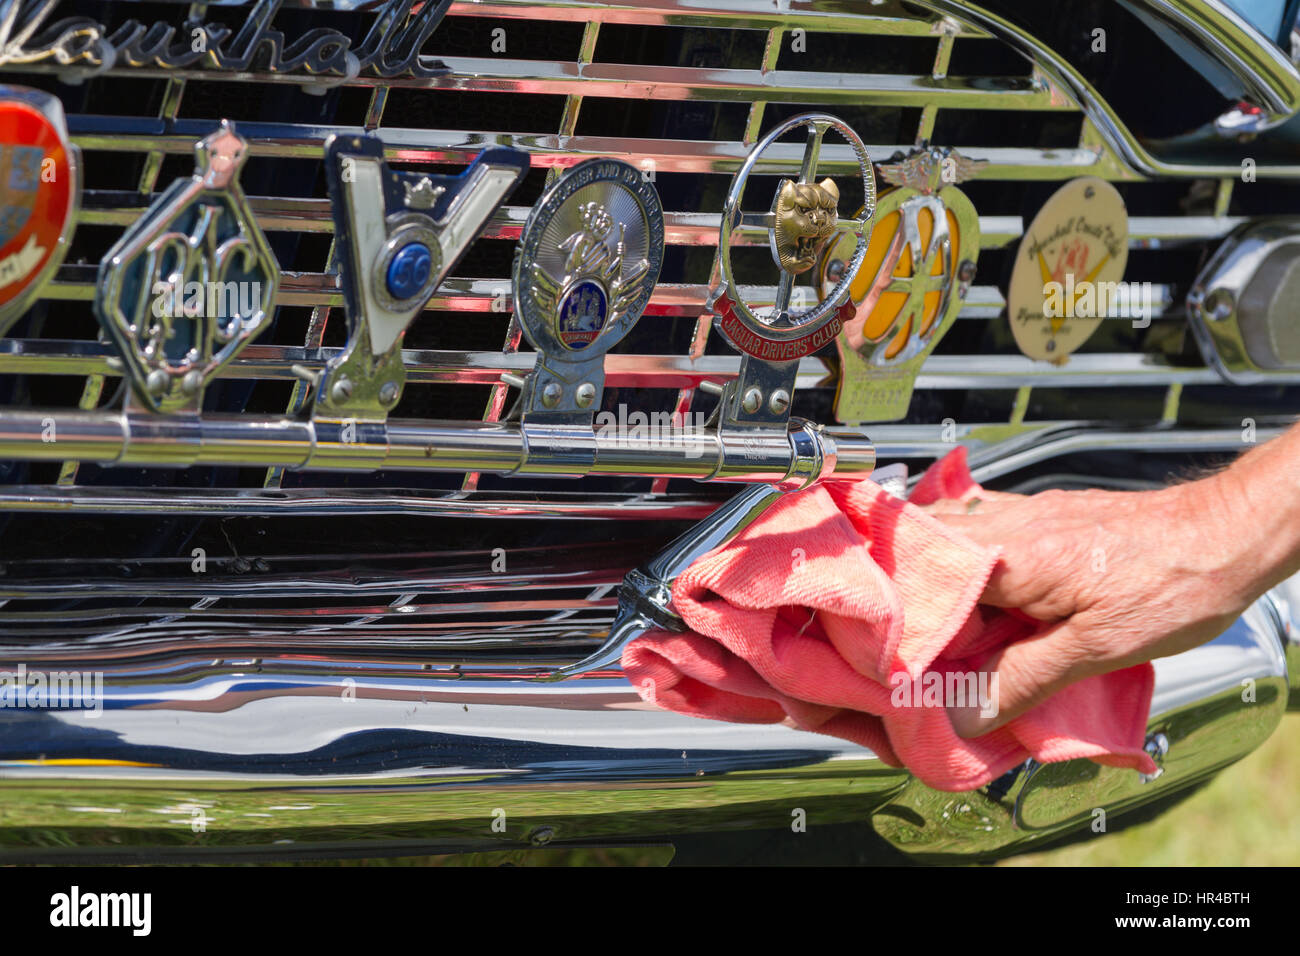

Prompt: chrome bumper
xmin=0 ymin=585 xmax=1289 ymax=862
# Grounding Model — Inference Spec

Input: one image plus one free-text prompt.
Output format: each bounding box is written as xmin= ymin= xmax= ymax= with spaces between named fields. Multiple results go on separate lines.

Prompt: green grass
xmin=1000 ymin=712 xmax=1300 ymax=867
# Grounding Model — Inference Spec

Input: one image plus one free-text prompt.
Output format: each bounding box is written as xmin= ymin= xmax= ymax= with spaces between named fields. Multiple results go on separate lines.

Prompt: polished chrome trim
xmin=918 ymin=0 xmax=1300 ymax=177
xmin=0 ymin=486 xmax=723 ymax=519
xmin=1187 ymin=219 xmax=1300 ymax=384
xmin=0 ymin=591 xmax=1283 ymax=860
xmin=0 ymin=407 xmax=878 ymax=481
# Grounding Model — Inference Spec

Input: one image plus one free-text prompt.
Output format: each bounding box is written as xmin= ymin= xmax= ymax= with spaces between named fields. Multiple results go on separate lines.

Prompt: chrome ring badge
xmin=709 ymin=113 xmax=875 ymax=428
xmin=512 ymin=157 xmax=664 ymax=422
xmin=96 ymin=121 xmax=278 ymax=415
xmin=0 ymin=85 xmax=78 ymax=339
xmin=712 ymin=113 xmax=875 ymax=364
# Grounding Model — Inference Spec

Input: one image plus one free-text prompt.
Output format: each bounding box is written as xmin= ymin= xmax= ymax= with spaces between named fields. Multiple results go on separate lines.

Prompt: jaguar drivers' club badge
xmin=819 ymin=146 xmax=983 ymax=423
xmin=512 ymin=158 xmax=664 ymax=420
xmin=0 ymin=86 xmax=77 ymax=338
xmin=710 ymin=113 xmax=876 ymax=368
xmin=1008 ymin=177 xmax=1129 ymax=363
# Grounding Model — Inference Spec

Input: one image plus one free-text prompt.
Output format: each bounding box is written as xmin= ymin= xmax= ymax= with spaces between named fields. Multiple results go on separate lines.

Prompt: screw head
xmin=181 ymin=370 xmax=204 ymax=395
xmin=575 ymin=382 xmax=596 ymax=407
xmin=541 ymin=382 xmax=562 ymax=408
xmin=957 ymin=259 xmax=977 ymax=283
xmin=528 ymin=825 xmax=555 ymax=847
xmin=741 ymin=387 xmax=763 ymax=414
xmin=331 ymin=376 xmax=354 ymax=404
xmin=145 ymin=369 xmax=169 ymax=395
xmin=378 ymin=381 xmax=399 ymax=406
xmin=769 ymin=389 xmax=791 ymax=414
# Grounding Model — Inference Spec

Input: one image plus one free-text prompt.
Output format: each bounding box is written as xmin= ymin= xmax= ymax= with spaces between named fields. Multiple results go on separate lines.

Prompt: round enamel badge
xmin=0 ymin=87 xmax=77 ymax=337
xmin=1007 ymin=177 xmax=1128 ymax=363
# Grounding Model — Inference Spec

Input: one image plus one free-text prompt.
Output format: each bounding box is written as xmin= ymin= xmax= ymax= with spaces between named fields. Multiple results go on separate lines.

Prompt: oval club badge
xmin=1007 ymin=177 xmax=1128 ymax=363
xmin=0 ymin=86 xmax=78 ymax=337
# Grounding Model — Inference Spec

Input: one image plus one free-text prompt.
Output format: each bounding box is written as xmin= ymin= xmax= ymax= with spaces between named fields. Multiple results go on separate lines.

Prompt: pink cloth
xmin=621 ymin=448 xmax=1157 ymax=792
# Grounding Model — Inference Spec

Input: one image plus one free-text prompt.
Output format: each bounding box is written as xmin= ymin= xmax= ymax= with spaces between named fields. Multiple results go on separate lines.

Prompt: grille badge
xmin=709 ymin=113 xmax=876 ymax=430
xmin=818 ymin=146 xmax=984 ymax=424
xmin=313 ymin=134 xmax=529 ymax=423
xmin=511 ymin=158 xmax=664 ymax=425
xmin=0 ymin=85 xmax=77 ymax=340
xmin=95 ymin=121 xmax=278 ymax=415
xmin=1007 ymin=177 xmax=1129 ymax=364
xmin=0 ymin=0 xmax=454 ymax=82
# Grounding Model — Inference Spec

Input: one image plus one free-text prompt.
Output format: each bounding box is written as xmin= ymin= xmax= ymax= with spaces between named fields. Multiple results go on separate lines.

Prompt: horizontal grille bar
xmin=15 ymin=61 xmax=1063 ymax=108
xmin=74 ymin=191 xmax=1239 ymax=250
xmin=445 ymin=0 xmax=988 ymax=36
xmin=70 ymin=121 xmax=1109 ymax=181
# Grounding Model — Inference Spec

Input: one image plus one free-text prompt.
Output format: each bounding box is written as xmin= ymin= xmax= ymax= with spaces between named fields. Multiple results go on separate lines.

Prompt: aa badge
xmin=0 ymin=86 xmax=77 ymax=337
xmin=819 ymin=146 xmax=982 ymax=423
xmin=1008 ymin=176 xmax=1129 ymax=363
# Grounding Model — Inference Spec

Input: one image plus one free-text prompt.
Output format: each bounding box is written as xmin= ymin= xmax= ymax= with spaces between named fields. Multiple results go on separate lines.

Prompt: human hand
xmin=927 ymin=475 xmax=1259 ymax=738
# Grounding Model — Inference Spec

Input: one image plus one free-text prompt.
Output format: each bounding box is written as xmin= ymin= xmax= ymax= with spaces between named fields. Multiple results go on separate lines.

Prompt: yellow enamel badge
xmin=818 ymin=146 xmax=982 ymax=423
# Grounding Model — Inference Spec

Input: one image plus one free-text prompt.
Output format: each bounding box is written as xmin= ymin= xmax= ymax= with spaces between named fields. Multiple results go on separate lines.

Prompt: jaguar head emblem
xmin=772 ymin=177 xmax=839 ymax=274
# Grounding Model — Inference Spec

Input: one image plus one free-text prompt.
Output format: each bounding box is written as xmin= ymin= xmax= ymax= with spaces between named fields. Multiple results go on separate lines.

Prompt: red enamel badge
xmin=0 ymin=87 xmax=77 ymax=334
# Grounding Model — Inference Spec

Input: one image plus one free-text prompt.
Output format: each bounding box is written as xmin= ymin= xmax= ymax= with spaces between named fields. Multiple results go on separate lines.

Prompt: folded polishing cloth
xmin=621 ymin=447 xmax=1157 ymax=792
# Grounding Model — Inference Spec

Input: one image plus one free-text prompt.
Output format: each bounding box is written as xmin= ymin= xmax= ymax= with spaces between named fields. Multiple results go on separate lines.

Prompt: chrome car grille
xmin=2 ymin=0 xmax=1298 ymax=648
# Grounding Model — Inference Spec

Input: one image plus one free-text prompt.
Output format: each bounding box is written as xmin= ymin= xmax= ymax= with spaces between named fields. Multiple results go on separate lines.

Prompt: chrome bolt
xmin=378 ymin=381 xmax=399 ymax=406
xmin=575 ymin=382 xmax=596 ymax=407
xmin=181 ymin=370 xmax=203 ymax=395
xmin=741 ymin=387 xmax=762 ymax=414
xmin=1139 ymin=732 xmax=1169 ymax=784
xmin=769 ymin=389 xmax=791 ymax=415
xmin=145 ymin=369 xmax=169 ymax=395
xmin=541 ymin=382 xmax=562 ymax=408
xmin=528 ymin=825 xmax=555 ymax=847
xmin=1206 ymin=288 xmax=1235 ymax=321
xmin=330 ymin=377 xmax=353 ymax=404
xmin=957 ymin=259 xmax=977 ymax=283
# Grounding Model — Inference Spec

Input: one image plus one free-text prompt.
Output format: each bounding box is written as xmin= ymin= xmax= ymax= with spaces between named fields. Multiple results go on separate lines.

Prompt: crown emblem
xmin=403 ymin=177 xmax=446 ymax=210
xmin=95 ymin=121 xmax=279 ymax=414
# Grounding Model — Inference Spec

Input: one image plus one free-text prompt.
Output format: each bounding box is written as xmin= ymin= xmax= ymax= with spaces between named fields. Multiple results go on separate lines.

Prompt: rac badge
xmin=818 ymin=146 xmax=983 ymax=424
xmin=95 ymin=122 xmax=279 ymax=415
xmin=1008 ymin=176 xmax=1129 ymax=364
xmin=0 ymin=85 xmax=77 ymax=338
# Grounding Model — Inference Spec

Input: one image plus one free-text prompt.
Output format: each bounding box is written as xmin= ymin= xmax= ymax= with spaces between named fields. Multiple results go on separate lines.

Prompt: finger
xmin=946 ymin=620 xmax=1091 ymax=737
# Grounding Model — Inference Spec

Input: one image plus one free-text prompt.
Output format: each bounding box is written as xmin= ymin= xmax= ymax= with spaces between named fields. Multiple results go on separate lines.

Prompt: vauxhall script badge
xmin=512 ymin=158 xmax=664 ymax=422
xmin=1008 ymin=177 xmax=1129 ymax=363
xmin=0 ymin=85 xmax=76 ymax=338
xmin=818 ymin=146 xmax=983 ymax=423
xmin=0 ymin=0 xmax=453 ymax=81
xmin=95 ymin=122 xmax=279 ymax=415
